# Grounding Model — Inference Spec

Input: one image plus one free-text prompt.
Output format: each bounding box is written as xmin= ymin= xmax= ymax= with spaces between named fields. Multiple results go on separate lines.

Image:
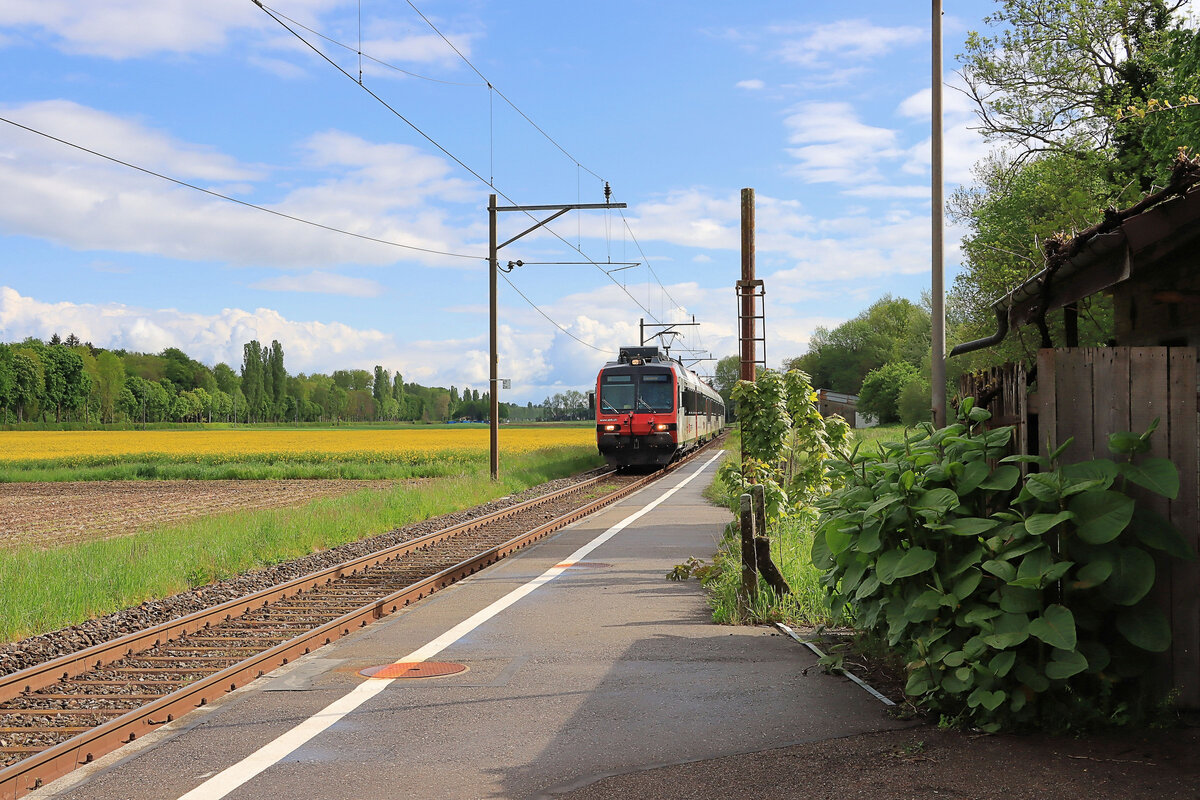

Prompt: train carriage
xmin=592 ymin=346 xmax=725 ymax=467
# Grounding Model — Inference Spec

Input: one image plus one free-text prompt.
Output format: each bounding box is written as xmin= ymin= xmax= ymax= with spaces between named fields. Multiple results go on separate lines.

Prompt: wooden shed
xmin=953 ymin=155 xmax=1200 ymax=707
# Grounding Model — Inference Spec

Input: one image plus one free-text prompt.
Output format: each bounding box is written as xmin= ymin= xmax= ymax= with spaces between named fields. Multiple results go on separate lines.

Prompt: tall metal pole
xmin=489 ymin=193 xmax=499 ymax=480
xmin=487 ymin=197 xmax=625 ymax=481
xmin=739 ymin=187 xmax=756 ymax=383
xmin=931 ymin=0 xmax=947 ymax=427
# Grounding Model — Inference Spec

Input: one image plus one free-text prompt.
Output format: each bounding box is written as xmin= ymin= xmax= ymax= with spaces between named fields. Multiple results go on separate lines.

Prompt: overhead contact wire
xmin=260 ymin=3 xmax=485 ymax=86
xmin=403 ymin=0 xmax=605 ymax=183
xmin=257 ymin=1 xmax=697 ymax=339
xmin=256 ymin=3 xmax=666 ymax=326
xmin=499 ymin=272 xmax=605 ymax=352
xmin=0 ymin=114 xmax=482 ymax=261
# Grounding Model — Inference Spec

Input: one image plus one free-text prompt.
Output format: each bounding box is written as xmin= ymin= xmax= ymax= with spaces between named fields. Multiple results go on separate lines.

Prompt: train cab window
xmin=639 ymin=373 xmax=674 ymax=412
xmin=600 ymin=374 xmax=634 ymax=412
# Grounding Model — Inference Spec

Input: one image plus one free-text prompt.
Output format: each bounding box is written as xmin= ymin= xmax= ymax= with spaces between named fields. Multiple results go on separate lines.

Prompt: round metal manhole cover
xmin=554 ymin=561 xmax=612 ymax=569
xmin=359 ymin=662 xmax=468 ymax=680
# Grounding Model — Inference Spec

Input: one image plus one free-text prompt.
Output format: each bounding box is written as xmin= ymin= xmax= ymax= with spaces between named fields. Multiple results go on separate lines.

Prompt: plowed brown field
xmin=0 ymin=480 xmax=395 ymax=550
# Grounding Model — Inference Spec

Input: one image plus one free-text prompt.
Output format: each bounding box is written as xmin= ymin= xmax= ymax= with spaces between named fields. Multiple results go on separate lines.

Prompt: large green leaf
xmin=1100 ymin=547 xmax=1156 ymax=606
xmin=1015 ymin=547 xmax=1053 ymax=584
xmin=841 ymin=560 xmax=867 ymax=592
xmin=865 ymin=494 xmax=902 ymax=517
xmin=989 ymin=650 xmax=1016 ymax=678
xmin=983 ymin=612 xmax=1030 ymax=649
xmin=1116 ymin=601 xmax=1172 ymax=653
xmin=979 ymin=464 xmax=1021 ymax=491
xmin=893 ymin=547 xmax=938 ymax=579
xmin=1029 ymin=604 xmax=1077 ymax=650
xmin=1131 ymin=507 xmax=1196 ymax=560
xmin=1068 ymin=490 xmax=1135 ymax=544
xmin=876 ymin=548 xmax=904 ymax=585
xmin=946 ymin=545 xmax=985 ymax=578
xmin=949 ymin=517 xmax=1001 ymax=537
xmin=1122 ymin=458 xmax=1180 ymax=499
xmin=1072 ymin=558 xmax=1113 ymax=589
xmin=856 ymin=521 xmax=883 ymax=554
xmin=1060 ymin=459 xmax=1119 ymax=489
xmin=823 ymin=524 xmax=853 ymax=556
xmin=1021 ymin=473 xmax=1062 ymax=503
xmin=953 ymin=569 xmax=983 ymax=601
xmin=914 ymin=488 xmax=961 ymax=513
xmin=1108 ymin=430 xmax=1151 ymax=455
xmin=942 ymin=650 xmax=966 ymax=668
xmin=912 ymin=589 xmax=944 ymax=610
xmin=1015 ymin=662 xmax=1050 ymax=693
xmin=968 ymin=687 xmax=1007 ymax=711
xmin=811 ymin=531 xmax=834 ymax=569
xmin=957 ymin=460 xmax=990 ymax=494
xmin=1045 ymin=648 xmax=1089 ymax=680
xmin=854 ymin=574 xmax=881 ymax=601
xmin=962 ymin=605 xmax=1002 ymax=626
xmin=982 ymin=559 xmax=1016 ymax=582
xmin=1025 ymin=511 xmax=1074 ymax=536
xmin=999 ymin=585 xmax=1040 ymax=613
xmin=983 ymin=630 xmax=1027 ymax=649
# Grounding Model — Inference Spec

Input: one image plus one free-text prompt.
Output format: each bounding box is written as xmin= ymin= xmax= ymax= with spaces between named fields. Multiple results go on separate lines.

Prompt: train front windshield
xmin=599 ymin=369 xmax=674 ymax=413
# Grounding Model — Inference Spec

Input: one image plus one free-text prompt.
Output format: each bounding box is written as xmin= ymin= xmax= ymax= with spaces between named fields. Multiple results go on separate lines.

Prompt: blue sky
xmin=0 ymin=1 xmax=1002 ymax=402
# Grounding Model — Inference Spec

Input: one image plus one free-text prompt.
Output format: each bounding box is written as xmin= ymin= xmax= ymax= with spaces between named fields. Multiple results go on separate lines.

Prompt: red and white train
xmin=592 ymin=346 xmax=725 ymax=467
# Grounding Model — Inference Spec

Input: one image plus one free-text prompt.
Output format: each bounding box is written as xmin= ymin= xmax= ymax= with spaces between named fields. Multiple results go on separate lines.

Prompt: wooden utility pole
xmin=737 ymin=187 xmax=763 ymax=382
xmin=931 ymin=0 xmax=947 ymax=426
xmin=739 ymin=493 xmax=758 ymax=602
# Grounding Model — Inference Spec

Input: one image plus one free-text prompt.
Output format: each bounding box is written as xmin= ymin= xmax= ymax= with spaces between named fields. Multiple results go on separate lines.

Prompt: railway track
xmin=0 ymin=442 xmax=721 ymax=799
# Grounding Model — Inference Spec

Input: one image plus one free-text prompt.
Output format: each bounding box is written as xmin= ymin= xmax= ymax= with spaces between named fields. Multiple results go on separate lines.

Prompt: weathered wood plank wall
xmin=1035 ymin=347 xmax=1199 ymax=708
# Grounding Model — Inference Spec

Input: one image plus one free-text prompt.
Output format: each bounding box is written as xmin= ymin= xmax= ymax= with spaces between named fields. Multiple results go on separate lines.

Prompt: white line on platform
xmin=177 ymin=451 xmax=724 ymax=800
xmin=775 ymin=623 xmax=896 ymax=707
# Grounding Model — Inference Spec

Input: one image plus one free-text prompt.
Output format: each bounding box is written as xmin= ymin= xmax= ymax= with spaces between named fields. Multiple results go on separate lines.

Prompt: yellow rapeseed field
xmin=0 ymin=427 xmax=593 ymax=464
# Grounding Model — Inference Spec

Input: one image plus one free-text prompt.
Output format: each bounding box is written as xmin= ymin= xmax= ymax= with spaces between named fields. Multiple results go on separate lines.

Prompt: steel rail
xmin=0 ymin=441 xmax=721 ymax=799
xmin=0 ymin=469 xmax=618 ymax=706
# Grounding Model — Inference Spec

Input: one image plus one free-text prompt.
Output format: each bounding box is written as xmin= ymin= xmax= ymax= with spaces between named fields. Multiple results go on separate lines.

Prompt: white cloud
xmin=0 ymin=101 xmax=485 ymax=271
xmin=0 ymin=0 xmax=278 ymax=58
xmin=896 ymin=79 xmax=1000 ymax=184
xmin=774 ymin=20 xmax=923 ymax=68
xmin=736 ymin=79 xmax=765 ymax=90
xmin=841 ymin=184 xmax=932 ymax=199
xmin=250 ymin=271 xmax=385 ymax=297
xmin=783 ymin=102 xmax=903 ymax=183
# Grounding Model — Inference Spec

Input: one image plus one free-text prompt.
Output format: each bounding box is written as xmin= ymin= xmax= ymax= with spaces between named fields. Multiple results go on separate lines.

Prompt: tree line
xmin=0 ymin=333 xmax=556 ymax=426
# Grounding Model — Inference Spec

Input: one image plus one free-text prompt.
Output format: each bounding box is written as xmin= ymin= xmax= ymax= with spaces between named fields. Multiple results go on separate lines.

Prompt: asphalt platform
xmin=31 ymin=451 xmax=903 ymax=800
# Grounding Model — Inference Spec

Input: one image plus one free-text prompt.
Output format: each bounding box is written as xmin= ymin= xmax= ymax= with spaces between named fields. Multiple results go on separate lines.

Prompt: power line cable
xmin=255 ymin=2 xmax=667 ymax=326
xmin=261 ymin=3 xmax=486 ymax=86
xmin=0 ymin=114 xmax=482 ymax=261
xmin=402 ymin=0 xmax=606 ymax=183
xmin=254 ymin=1 xmax=708 ymax=342
xmin=499 ymin=271 xmax=605 ymax=352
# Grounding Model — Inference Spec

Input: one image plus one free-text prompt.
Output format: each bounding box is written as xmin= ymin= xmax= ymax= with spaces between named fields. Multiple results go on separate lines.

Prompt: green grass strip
xmin=0 ymin=447 xmax=602 ymax=642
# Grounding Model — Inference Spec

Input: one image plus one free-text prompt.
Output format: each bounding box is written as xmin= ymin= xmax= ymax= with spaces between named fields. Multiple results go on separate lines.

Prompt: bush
xmin=898 ymin=377 xmax=931 ymax=427
xmin=812 ymin=402 xmax=1195 ymax=732
xmin=858 ymin=362 xmax=920 ymax=424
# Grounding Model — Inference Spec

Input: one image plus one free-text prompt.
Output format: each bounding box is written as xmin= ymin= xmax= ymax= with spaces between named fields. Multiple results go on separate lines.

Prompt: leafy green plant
xmin=716 ymin=369 xmax=847 ymax=520
xmin=812 ymin=400 xmax=1195 ymax=731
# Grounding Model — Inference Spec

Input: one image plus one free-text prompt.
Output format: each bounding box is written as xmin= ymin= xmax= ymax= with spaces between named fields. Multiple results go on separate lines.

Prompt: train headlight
xmin=655 ymin=423 xmax=668 ymax=431
xmin=604 ymin=424 xmax=617 ymax=432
